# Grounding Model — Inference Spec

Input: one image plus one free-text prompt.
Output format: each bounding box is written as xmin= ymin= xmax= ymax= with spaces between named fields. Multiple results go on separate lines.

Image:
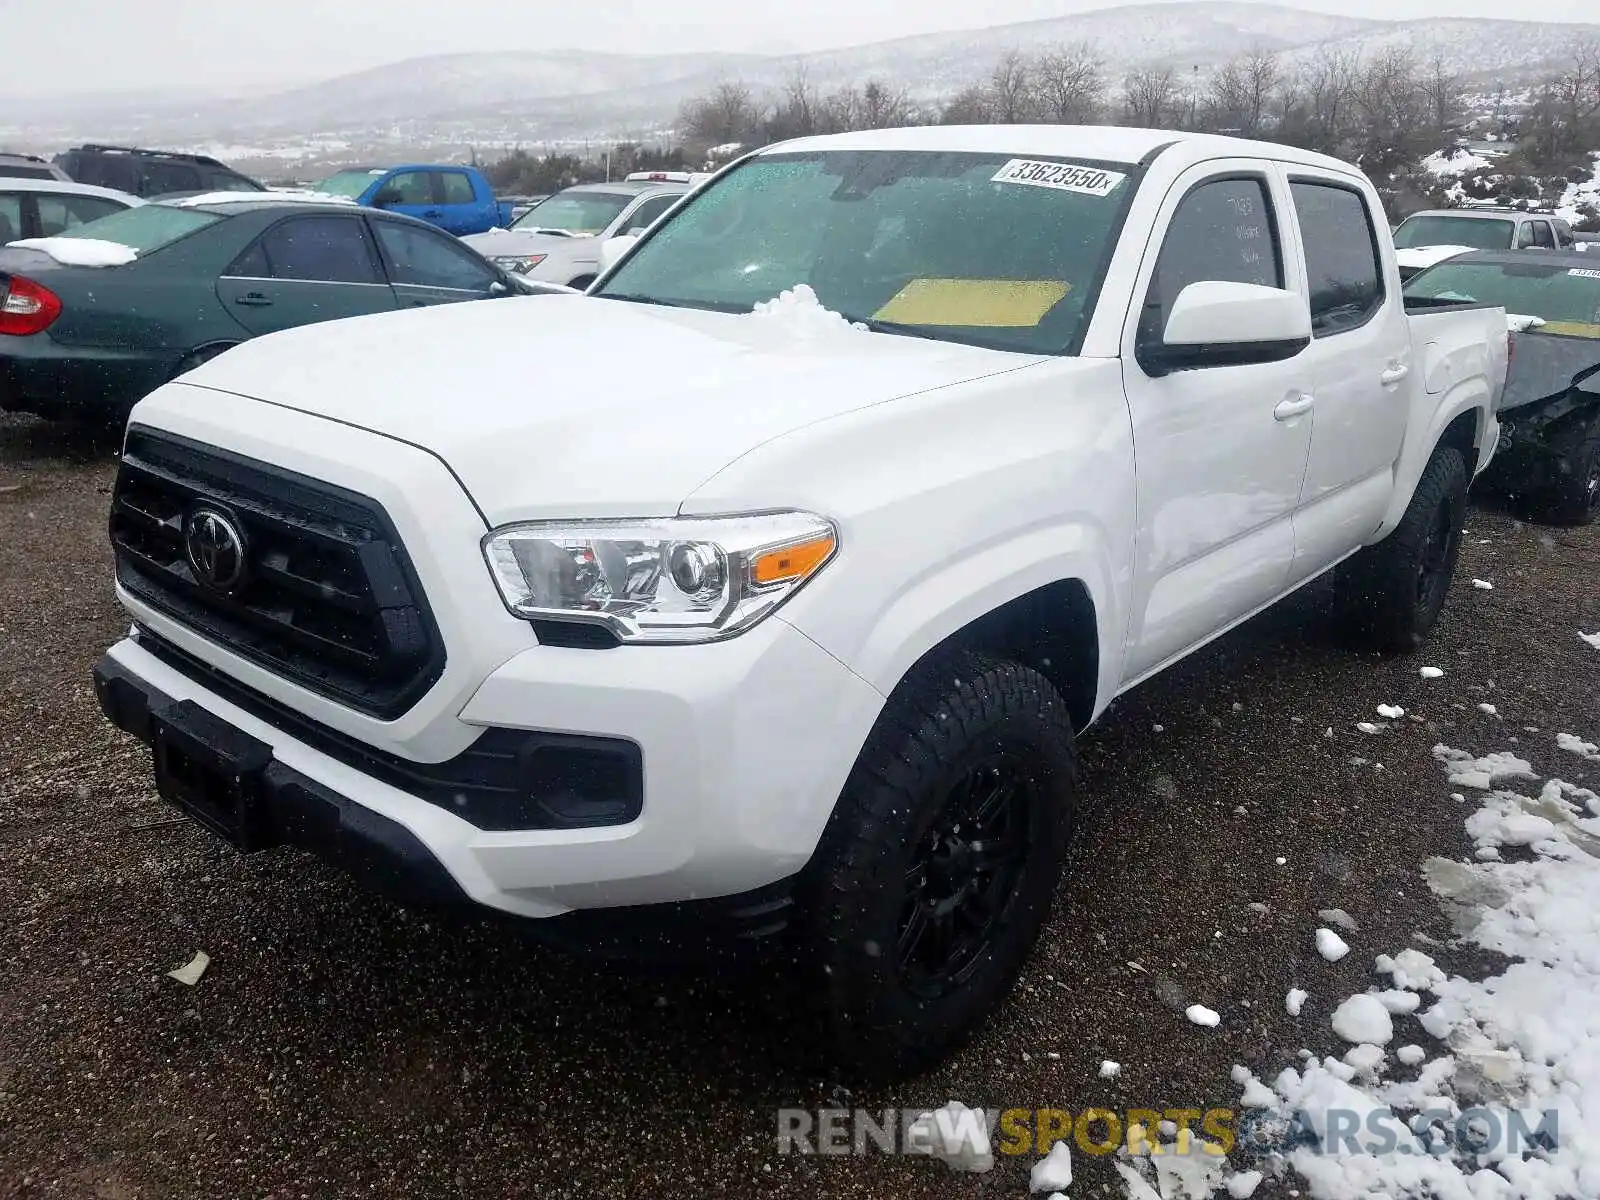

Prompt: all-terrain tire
xmin=1334 ymin=444 xmax=1469 ymax=654
xmin=1534 ymin=418 xmax=1600 ymax=527
xmin=798 ymin=650 xmax=1078 ymax=1079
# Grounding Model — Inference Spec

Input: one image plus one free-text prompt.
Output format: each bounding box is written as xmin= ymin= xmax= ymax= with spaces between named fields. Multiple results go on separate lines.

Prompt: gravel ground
xmin=2 ymin=409 xmax=1596 ymax=1200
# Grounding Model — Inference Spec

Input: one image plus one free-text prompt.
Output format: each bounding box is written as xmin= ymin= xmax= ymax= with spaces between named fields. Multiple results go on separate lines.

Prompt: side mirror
xmin=1142 ymin=280 xmax=1311 ymax=375
xmin=599 ymin=233 xmax=640 ymax=274
xmin=372 ymin=188 xmax=402 ymax=208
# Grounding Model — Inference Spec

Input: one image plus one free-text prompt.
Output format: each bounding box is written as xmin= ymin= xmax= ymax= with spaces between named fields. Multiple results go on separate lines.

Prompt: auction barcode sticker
xmin=991 ymin=159 xmax=1126 ymax=197
xmin=1568 ymin=268 xmax=1600 ymax=279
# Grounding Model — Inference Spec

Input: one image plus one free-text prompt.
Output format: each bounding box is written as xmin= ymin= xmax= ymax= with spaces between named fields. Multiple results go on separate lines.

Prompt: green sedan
xmin=0 ymin=197 xmax=565 ymax=424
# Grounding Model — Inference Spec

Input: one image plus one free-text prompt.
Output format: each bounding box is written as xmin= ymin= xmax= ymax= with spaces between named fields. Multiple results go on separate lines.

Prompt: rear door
xmin=370 ymin=217 xmax=506 ymax=307
xmin=216 ymin=214 xmax=397 ymax=335
xmin=434 ymin=169 xmax=482 ymax=234
xmin=1281 ymin=171 xmax=1410 ymax=583
xmin=376 ymin=170 xmax=445 ymax=228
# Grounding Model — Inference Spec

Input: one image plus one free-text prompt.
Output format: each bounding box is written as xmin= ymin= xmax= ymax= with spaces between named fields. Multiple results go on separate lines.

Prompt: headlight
xmin=482 ymin=512 xmax=837 ymax=643
xmin=491 ymin=254 xmax=547 ymax=274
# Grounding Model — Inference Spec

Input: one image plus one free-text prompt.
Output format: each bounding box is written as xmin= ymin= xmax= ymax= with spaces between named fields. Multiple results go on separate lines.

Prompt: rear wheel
xmin=1534 ymin=419 xmax=1600 ymax=527
xmin=799 ymin=651 xmax=1078 ymax=1078
xmin=1334 ymin=444 xmax=1468 ymax=654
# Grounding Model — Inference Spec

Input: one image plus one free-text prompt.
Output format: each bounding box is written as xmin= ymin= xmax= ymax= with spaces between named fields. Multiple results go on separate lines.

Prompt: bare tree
xmin=1124 ymin=66 xmax=1179 ymax=127
xmin=766 ymin=66 xmax=820 ymax=140
xmin=860 ymin=80 xmax=914 ymax=128
xmin=1031 ymin=41 xmax=1104 ymax=124
xmin=989 ymin=50 xmax=1036 ymax=124
xmin=1551 ymin=38 xmax=1600 ymax=154
xmin=940 ymin=84 xmax=996 ymax=124
xmin=680 ymin=82 xmax=765 ymax=148
xmin=1417 ymin=45 xmax=1461 ymax=138
xmin=1299 ymin=47 xmax=1359 ymax=151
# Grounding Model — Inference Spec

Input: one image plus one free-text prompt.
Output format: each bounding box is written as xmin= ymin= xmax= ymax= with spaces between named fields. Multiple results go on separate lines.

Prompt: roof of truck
xmin=762 ymin=125 xmax=1365 ymax=177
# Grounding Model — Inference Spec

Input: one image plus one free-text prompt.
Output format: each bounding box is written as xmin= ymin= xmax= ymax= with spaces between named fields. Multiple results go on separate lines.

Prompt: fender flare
xmin=832 ymin=518 xmax=1124 ymax=723
xmin=1374 ymin=382 xmax=1492 ymax=540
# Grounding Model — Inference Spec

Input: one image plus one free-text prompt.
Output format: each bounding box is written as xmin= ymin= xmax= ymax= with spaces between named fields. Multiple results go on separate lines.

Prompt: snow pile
xmin=1580 ymin=631 xmax=1600 ymax=651
xmin=1557 ymin=733 xmax=1600 ymax=764
xmin=1433 ymin=744 xmax=1536 ymax=791
xmin=164 ymin=190 xmax=356 ymax=208
xmin=904 ymin=1102 xmax=993 ymax=1173
xmin=4 ymin=236 xmax=135 ymax=266
xmin=1422 ymin=148 xmax=1491 ymax=178
xmin=1555 ymin=153 xmax=1600 ymax=226
xmin=1316 ymin=928 xmax=1351 ymax=963
xmin=1186 ymin=1004 xmax=1221 ymax=1028
xmin=1228 ymin=738 xmax=1600 ymax=1199
xmin=1114 ymin=1124 xmax=1231 ymax=1200
xmin=748 ymin=284 xmax=867 ymax=337
xmin=1031 ymin=1139 xmax=1073 ymax=1192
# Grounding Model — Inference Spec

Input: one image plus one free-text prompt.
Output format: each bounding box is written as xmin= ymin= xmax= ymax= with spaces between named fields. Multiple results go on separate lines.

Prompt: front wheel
xmin=799 ymin=651 xmax=1078 ymax=1078
xmin=1334 ymin=444 xmax=1469 ymax=654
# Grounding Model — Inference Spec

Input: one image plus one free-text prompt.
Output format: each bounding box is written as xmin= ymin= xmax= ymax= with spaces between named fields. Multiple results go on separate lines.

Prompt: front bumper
xmin=96 ymin=614 xmax=884 ymax=921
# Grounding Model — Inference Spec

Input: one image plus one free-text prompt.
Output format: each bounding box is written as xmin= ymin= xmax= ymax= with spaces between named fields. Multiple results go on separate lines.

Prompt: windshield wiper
xmin=597 ymin=293 xmax=748 ymax=314
xmin=841 ymin=314 xmax=1032 ymax=354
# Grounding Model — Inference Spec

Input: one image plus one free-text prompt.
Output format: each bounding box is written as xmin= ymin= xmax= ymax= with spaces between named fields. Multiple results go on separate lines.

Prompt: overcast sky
xmin=5 ymin=0 xmax=1599 ymax=95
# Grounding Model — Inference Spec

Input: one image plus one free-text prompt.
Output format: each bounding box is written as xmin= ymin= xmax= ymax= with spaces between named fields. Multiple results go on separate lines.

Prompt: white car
xmin=93 ymin=125 xmax=1507 ymax=1075
xmin=0 ymin=176 xmax=142 ymax=244
xmin=462 ymin=180 xmax=691 ymax=288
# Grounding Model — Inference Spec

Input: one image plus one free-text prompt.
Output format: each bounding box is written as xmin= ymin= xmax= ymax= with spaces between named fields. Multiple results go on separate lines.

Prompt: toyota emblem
xmin=183 ymin=506 xmax=247 ymax=591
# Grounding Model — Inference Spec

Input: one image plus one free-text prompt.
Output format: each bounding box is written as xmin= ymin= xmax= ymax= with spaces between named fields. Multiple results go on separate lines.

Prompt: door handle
xmin=1273 ymin=394 xmax=1315 ymax=421
xmin=424 ymin=209 xmax=443 ymax=218
xmin=233 ymin=292 xmax=273 ymax=307
xmin=1379 ymin=363 xmax=1410 ymax=386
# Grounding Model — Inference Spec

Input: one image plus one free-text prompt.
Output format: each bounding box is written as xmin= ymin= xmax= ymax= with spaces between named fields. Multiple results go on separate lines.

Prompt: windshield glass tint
xmin=1393 ymin=215 xmax=1514 ymax=250
xmin=55 ymin=204 xmax=223 ymax=253
xmin=513 ymin=191 xmax=633 ymax=234
xmin=593 ymin=150 xmax=1133 ymax=354
xmin=314 ymin=170 xmax=385 ymax=199
xmin=1406 ymin=262 xmax=1600 ymax=331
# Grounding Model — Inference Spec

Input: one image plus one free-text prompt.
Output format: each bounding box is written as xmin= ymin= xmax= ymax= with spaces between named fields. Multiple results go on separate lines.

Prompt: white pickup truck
xmin=93 ymin=126 xmax=1507 ymax=1076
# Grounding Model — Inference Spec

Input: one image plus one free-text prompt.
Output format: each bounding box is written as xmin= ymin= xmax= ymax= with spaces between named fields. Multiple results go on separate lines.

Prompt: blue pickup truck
xmin=312 ymin=165 xmax=514 ymax=236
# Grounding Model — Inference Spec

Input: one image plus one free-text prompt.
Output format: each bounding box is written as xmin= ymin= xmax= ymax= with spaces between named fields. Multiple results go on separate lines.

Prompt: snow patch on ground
xmin=1030 ymin=1139 xmax=1073 ymax=1191
xmin=5 ymin=236 xmax=136 ymax=266
xmin=1579 ymin=631 xmax=1600 ymax=651
xmin=1186 ymin=1003 xmax=1221 ymax=1028
xmin=904 ymin=1102 xmax=993 ymax=1173
xmin=1226 ymin=743 xmax=1600 ymax=1199
xmin=1423 ymin=148 xmax=1491 ymax=177
xmin=1316 ymin=928 xmax=1351 ymax=962
xmin=1556 ymin=733 xmax=1600 ymax=764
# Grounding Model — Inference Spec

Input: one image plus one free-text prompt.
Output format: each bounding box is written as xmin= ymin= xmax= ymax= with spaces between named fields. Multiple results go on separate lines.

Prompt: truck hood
xmin=463 ymin=228 xmax=594 ymax=258
xmin=175 ymin=294 xmax=1043 ymax=525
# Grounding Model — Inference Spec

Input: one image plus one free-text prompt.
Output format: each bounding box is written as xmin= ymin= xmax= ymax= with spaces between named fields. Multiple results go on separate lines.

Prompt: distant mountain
xmin=4 ymin=3 xmax=1598 ymax=156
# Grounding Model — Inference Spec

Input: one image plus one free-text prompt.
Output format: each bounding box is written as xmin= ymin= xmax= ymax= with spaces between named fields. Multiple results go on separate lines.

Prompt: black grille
xmin=110 ymin=427 xmax=445 ymax=719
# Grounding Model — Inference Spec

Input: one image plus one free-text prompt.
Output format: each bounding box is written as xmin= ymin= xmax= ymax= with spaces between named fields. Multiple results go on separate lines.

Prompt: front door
xmin=1118 ymin=165 xmax=1315 ymax=682
xmin=216 ymin=214 xmax=397 ymax=336
xmin=370 ymin=218 xmax=506 ymax=307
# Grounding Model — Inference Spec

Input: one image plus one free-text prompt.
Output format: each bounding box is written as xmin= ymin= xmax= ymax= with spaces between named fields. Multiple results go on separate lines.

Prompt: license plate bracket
xmin=150 ymin=699 xmax=278 ymax=851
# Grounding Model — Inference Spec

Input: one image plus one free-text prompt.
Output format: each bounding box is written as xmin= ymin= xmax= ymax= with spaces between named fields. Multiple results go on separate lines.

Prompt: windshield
xmin=1393 ymin=215 xmax=1515 ymax=250
xmin=51 ymin=203 xmax=223 ymax=253
xmin=593 ymin=150 xmax=1134 ymax=354
xmin=1406 ymin=260 xmax=1600 ymax=336
xmin=512 ymin=190 xmax=634 ymax=234
xmin=313 ymin=170 xmax=385 ymax=199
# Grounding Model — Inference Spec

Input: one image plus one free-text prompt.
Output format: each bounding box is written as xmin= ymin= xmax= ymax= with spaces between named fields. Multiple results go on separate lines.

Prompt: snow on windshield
xmin=748 ymin=284 xmax=867 ymax=337
xmin=4 ymin=237 xmax=137 ymax=266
